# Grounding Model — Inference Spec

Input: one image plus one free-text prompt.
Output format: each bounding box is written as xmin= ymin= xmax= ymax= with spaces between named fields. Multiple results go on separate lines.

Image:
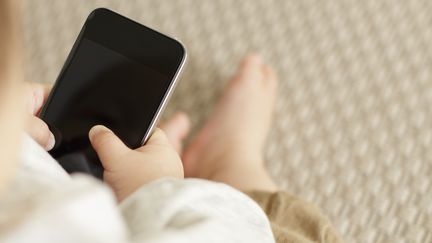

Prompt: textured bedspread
xmin=21 ymin=1 xmax=432 ymax=242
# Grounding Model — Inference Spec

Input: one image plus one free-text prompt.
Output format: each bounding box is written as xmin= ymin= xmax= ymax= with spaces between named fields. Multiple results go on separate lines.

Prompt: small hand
xmin=89 ymin=125 xmax=184 ymax=201
xmin=24 ymin=82 xmax=55 ymax=150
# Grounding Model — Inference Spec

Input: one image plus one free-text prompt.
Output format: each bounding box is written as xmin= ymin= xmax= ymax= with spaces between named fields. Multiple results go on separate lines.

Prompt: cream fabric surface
xmin=21 ymin=1 xmax=432 ymax=242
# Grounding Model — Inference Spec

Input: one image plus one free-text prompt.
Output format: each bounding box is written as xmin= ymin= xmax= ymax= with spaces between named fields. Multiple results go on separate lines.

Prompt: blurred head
xmin=0 ymin=0 xmax=25 ymax=194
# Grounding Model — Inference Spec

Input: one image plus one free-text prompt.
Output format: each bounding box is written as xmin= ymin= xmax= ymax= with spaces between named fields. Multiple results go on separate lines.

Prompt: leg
xmin=161 ymin=67 xmax=344 ymax=242
xmin=182 ymin=54 xmax=278 ymax=192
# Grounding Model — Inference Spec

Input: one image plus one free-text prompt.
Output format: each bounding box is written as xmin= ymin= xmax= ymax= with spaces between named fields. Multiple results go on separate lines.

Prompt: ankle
xmin=203 ymin=151 xmax=263 ymax=177
xmin=209 ymin=162 xmax=278 ymax=192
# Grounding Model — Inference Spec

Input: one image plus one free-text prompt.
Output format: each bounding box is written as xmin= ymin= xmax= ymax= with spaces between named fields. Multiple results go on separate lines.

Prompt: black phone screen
xmin=40 ymin=9 xmax=185 ymax=178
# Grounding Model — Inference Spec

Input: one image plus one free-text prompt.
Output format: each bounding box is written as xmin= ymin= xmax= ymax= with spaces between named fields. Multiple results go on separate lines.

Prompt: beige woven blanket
xmin=21 ymin=1 xmax=432 ymax=242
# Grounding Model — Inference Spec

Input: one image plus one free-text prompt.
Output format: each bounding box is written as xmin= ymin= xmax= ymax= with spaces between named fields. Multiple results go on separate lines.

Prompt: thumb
xmin=89 ymin=125 xmax=129 ymax=168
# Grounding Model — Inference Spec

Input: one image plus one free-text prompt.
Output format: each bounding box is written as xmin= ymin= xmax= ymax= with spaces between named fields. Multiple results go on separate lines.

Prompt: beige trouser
xmin=246 ymin=191 xmax=344 ymax=243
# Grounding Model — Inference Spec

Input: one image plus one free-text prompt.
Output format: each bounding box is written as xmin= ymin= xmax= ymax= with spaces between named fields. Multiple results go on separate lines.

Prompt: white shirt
xmin=0 ymin=136 xmax=275 ymax=243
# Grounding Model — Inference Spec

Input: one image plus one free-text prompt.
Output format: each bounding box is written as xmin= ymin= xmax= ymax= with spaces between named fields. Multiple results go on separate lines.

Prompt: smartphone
xmin=39 ymin=8 xmax=187 ymax=178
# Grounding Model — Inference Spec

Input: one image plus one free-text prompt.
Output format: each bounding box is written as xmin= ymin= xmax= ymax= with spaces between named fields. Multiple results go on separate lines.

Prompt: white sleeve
xmin=0 ymin=175 xmax=129 ymax=243
xmin=1 ymin=136 xmax=274 ymax=243
xmin=120 ymin=178 xmax=275 ymax=243
xmin=1 ymin=136 xmax=129 ymax=243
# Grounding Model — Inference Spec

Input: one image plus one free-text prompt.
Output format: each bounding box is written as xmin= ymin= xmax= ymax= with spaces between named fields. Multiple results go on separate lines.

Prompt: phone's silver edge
xmin=139 ymin=42 xmax=188 ymax=146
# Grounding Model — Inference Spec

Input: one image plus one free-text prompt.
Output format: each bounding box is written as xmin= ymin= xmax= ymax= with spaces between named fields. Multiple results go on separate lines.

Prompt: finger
xmin=159 ymin=112 xmax=191 ymax=153
xmin=25 ymin=82 xmax=53 ymax=115
xmin=140 ymin=128 xmax=172 ymax=148
xmin=26 ymin=116 xmax=55 ymax=150
xmin=27 ymin=82 xmax=53 ymax=100
xmin=89 ymin=125 xmax=129 ymax=168
xmin=25 ymin=86 xmax=43 ymax=115
xmin=40 ymin=83 xmax=53 ymax=100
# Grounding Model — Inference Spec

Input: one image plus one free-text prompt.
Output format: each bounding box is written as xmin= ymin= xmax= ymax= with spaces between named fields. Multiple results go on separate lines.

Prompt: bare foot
xmin=159 ymin=112 xmax=191 ymax=154
xmin=183 ymin=54 xmax=278 ymax=191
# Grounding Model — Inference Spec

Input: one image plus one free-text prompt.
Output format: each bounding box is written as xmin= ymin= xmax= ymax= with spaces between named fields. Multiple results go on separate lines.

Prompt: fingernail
xmin=89 ymin=125 xmax=109 ymax=141
xmin=45 ymin=132 xmax=55 ymax=151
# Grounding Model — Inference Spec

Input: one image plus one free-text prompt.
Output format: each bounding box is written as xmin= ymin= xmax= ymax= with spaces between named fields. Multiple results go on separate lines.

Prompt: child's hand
xmin=24 ymin=82 xmax=55 ymax=150
xmin=89 ymin=125 xmax=184 ymax=201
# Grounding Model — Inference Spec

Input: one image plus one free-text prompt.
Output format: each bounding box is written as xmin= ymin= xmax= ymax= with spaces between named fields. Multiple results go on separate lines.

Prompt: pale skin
xmin=182 ymin=54 xmax=278 ymax=192
xmin=0 ymin=1 xmax=278 ymax=201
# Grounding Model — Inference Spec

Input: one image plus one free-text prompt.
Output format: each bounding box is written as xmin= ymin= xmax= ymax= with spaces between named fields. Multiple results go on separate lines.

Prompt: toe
xmin=234 ymin=53 xmax=265 ymax=83
xmin=262 ymin=64 xmax=278 ymax=89
xmin=174 ymin=112 xmax=191 ymax=139
xmin=159 ymin=112 xmax=191 ymax=153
